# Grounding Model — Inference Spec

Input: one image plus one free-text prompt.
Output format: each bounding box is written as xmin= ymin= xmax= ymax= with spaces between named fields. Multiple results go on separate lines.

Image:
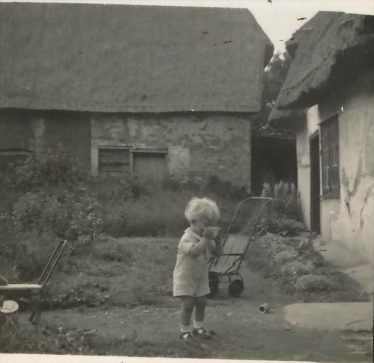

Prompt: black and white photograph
xmin=0 ymin=1 xmax=373 ymax=362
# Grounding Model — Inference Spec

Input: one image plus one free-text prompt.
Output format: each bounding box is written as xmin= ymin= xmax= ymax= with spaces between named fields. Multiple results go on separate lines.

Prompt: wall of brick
xmin=91 ymin=113 xmax=252 ymax=188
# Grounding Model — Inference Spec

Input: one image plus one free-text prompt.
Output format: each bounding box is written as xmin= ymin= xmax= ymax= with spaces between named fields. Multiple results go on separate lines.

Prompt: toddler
xmin=173 ymin=197 xmax=222 ymax=342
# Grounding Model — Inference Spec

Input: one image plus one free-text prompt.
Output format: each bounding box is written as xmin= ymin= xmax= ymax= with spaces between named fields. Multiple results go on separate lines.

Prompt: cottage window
xmin=320 ymin=116 xmax=340 ymax=198
xmin=132 ymin=150 xmax=167 ymax=182
xmin=0 ymin=149 xmax=31 ymax=172
xmin=98 ymin=147 xmax=130 ymax=174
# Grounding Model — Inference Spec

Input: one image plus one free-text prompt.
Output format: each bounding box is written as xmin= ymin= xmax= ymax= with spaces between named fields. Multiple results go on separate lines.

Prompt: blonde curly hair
xmin=184 ymin=197 xmax=220 ymax=223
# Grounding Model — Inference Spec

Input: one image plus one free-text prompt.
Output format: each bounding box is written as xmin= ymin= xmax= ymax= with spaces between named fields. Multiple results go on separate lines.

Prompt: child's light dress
xmin=173 ymin=227 xmax=216 ymax=297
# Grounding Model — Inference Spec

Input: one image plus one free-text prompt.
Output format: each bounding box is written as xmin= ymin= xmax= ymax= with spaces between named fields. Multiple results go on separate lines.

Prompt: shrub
xmin=294 ymin=274 xmax=337 ymax=292
xmin=280 ymin=260 xmax=315 ymax=278
xmin=0 ymin=151 xmax=101 ymax=280
xmin=204 ymin=175 xmax=249 ymax=201
xmin=9 ymin=230 xmax=59 ymax=280
xmin=259 ymin=181 xmax=305 ymax=235
xmin=261 ymin=180 xmax=301 ymax=220
xmin=12 ymin=190 xmax=101 ymax=245
xmin=273 ymin=249 xmax=298 ymax=264
xmin=11 ymin=145 xmax=87 ymax=193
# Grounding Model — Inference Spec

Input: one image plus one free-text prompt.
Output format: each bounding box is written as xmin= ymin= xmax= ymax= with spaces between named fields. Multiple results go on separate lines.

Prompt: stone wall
xmin=91 ymin=112 xmax=252 ymax=187
xmin=0 ymin=110 xmax=91 ymax=170
xmin=0 ymin=110 xmax=252 ymax=188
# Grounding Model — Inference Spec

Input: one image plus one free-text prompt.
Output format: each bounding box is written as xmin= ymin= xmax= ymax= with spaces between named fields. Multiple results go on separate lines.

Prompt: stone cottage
xmin=269 ymin=12 xmax=374 ymax=264
xmin=0 ymin=3 xmax=273 ymax=187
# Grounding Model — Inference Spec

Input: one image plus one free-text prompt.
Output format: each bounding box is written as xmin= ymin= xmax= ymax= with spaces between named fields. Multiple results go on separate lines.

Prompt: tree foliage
xmin=253 ymin=51 xmax=292 ymax=136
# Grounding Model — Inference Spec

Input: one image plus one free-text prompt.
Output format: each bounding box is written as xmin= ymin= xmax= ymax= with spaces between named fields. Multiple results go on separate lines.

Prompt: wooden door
xmin=132 ymin=152 xmax=167 ymax=182
xmin=310 ymin=133 xmax=321 ymax=234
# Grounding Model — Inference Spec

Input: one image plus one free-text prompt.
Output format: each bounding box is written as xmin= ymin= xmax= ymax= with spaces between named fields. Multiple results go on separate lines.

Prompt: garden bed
xmin=247 ymin=232 xmax=370 ymax=302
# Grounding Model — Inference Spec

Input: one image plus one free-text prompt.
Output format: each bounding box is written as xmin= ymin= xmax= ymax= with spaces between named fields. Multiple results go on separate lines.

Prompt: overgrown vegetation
xmin=247 ymin=233 xmax=369 ymax=302
xmin=251 ymin=52 xmax=292 ymax=137
xmin=0 ymin=317 xmax=209 ymax=358
xmin=0 ymin=150 xmax=260 ymax=283
xmin=0 ymin=152 xmax=369 ymax=356
xmin=257 ymin=181 xmax=305 ymax=236
xmin=44 ymin=236 xmax=176 ymax=309
xmin=0 ymin=150 xmax=306 ymax=304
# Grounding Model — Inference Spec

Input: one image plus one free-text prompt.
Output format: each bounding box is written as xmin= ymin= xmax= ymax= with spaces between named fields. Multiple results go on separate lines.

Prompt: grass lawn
xmin=43 ymin=236 xmax=178 ymax=309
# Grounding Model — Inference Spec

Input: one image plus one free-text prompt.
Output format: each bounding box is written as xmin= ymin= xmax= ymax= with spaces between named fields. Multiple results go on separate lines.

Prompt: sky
xmin=1 ymin=0 xmax=374 ymax=52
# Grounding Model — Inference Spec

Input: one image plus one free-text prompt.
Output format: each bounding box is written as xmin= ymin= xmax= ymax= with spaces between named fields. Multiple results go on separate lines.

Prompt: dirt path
xmin=17 ymin=266 xmax=372 ymax=361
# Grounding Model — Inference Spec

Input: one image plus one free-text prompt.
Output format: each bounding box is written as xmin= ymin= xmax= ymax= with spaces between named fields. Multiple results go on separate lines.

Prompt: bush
xmin=11 ymin=230 xmax=60 ymax=280
xmin=259 ymin=181 xmax=305 ymax=236
xmin=204 ymin=175 xmax=249 ymax=201
xmin=247 ymin=233 xmax=369 ymax=302
xmin=12 ymin=190 xmax=100 ymax=245
xmin=280 ymin=260 xmax=315 ymax=278
xmin=0 ymin=150 xmax=101 ymax=281
xmin=294 ymin=274 xmax=337 ymax=292
xmin=261 ymin=181 xmax=301 ymax=220
xmin=11 ymin=145 xmax=87 ymax=193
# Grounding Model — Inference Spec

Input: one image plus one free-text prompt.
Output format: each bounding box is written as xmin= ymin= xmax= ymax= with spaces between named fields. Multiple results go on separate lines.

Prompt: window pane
xmin=320 ymin=116 xmax=340 ymax=198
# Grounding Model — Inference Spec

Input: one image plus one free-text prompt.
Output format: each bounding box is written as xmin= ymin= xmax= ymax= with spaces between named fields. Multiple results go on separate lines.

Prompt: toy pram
xmin=208 ymin=197 xmax=272 ymax=297
xmin=0 ymin=240 xmax=67 ymax=323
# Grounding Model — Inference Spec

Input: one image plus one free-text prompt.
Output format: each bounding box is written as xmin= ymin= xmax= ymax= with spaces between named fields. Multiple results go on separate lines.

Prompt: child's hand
xmin=212 ymin=236 xmax=223 ymax=256
xmin=203 ymin=226 xmax=220 ymax=240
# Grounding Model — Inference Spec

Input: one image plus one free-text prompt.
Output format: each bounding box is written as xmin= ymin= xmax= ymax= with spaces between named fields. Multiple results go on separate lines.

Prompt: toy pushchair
xmin=208 ymin=197 xmax=272 ymax=297
xmin=0 ymin=240 xmax=67 ymax=323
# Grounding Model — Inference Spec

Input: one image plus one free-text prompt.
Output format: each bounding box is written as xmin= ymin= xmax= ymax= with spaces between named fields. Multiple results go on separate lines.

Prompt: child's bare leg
xmin=194 ymin=295 xmax=207 ymax=325
xmin=180 ymin=296 xmax=194 ymax=333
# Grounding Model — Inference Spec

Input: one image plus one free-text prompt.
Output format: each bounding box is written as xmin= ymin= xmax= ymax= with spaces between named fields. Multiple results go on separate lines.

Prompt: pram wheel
xmin=228 ymin=279 xmax=244 ymax=297
xmin=208 ymin=272 xmax=219 ymax=298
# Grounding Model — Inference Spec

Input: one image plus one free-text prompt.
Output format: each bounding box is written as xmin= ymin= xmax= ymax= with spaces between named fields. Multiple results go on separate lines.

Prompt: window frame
xmin=97 ymin=146 xmax=131 ymax=175
xmin=97 ymin=146 xmax=168 ymax=176
xmin=0 ymin=149 xmax=32 ymax=171
xmin=320 ymin=115 xmax=340 ymax=199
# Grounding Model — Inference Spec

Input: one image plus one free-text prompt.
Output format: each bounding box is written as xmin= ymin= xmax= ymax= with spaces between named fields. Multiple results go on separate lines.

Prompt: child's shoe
xmin=180 ymin=331 xmax=194 ymax=343
xmin=192 ymin=327 xmax=212 ymax=340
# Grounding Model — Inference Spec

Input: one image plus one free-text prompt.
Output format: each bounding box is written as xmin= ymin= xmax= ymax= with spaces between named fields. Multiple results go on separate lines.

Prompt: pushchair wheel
xmin=208 ymin=272 xmax=219 ymax=298
xmin=228 ymin=279 xmax=244 ymax=297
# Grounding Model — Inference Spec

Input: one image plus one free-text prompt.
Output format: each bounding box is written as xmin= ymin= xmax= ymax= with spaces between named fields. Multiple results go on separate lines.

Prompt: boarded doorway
xmin=132 ymin=151 xmax=167 ymax=182
xmin=310 ymin=133 xmax=321 ymax=234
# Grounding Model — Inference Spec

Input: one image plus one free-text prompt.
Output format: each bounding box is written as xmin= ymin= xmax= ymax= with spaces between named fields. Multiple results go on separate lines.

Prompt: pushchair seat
xmin=0 ymin=240 xmax=67 ymax=323
xmin=210 ymin=234 xmax=248 ymax=275
xmin=208 ymin=197 xmax=272 ymax=298
xmin=1 ymin=284 xmax=43 ymax=291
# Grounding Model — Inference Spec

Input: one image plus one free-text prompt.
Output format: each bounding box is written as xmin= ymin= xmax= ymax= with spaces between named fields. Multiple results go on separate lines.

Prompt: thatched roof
xmin=275 ymin=11 xmax=374 ymax=110
xmin=268 ymin=106 xmax=305 ymax=128
xmin=0 ymin=3 xmax=273 ymax=113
